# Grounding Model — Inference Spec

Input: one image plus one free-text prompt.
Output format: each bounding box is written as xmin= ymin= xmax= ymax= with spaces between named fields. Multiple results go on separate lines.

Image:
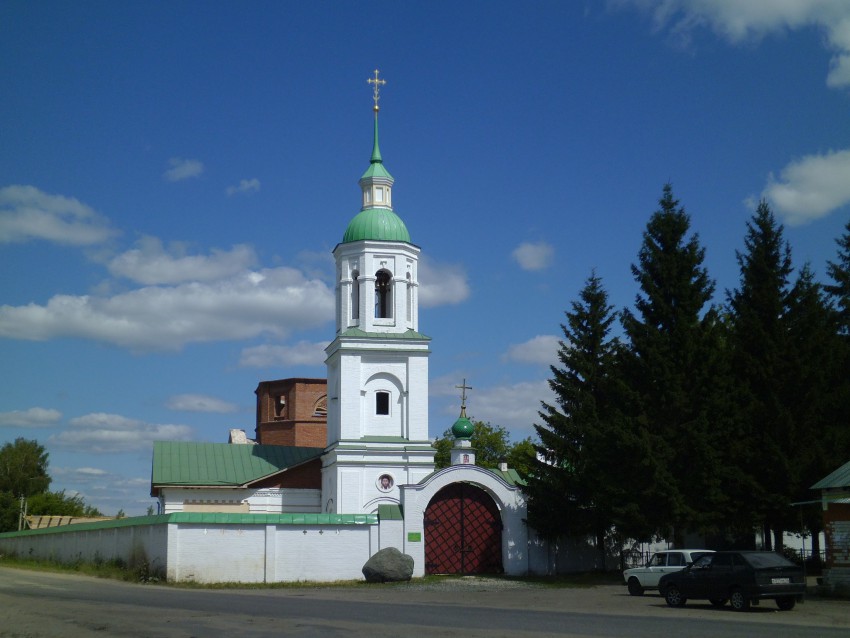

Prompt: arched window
xmin=406 ymin=272 xmax=412 ymax=325
xmin=375 ymin=270 xmax=392 ymax=318
xmin=351 ymin=270 xmax=360 ymax=321
xmin=375 ymin=391 xmax=390 ymax=415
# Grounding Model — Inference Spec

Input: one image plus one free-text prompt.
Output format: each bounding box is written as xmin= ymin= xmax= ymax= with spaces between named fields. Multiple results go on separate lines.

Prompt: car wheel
xmin=776 ymin=596 xmax=796 ymax=611
xmin=665 ymin=585 xmax=686 ymax=607
xmin=627 ymin=577 xmax=644 ymax=596
xmin=729 ymin=588 xmax=751 ymax=611
xmin=709 ymin=598 xmax=727 ymax=608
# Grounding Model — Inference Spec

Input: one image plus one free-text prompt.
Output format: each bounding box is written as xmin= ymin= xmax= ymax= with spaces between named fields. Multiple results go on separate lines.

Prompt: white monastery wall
xmin=0 ymin=521 xmax=168 ymax=572
xmin=0 ymin=515 xmax=382 ymax=583
xmin=1 ymin=511 xmax=614 ymax=582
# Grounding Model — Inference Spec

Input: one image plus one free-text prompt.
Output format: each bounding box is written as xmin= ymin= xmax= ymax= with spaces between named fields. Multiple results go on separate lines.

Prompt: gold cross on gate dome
xmin=456 ymin=378 xmax=472 ymax=413
xmin=367 ymin=69 xmax=386 ymax=112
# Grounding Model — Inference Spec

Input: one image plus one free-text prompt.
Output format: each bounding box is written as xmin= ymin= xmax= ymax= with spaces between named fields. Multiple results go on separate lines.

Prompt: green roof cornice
xmin=0 ymin=513 xmax=378 ymax=538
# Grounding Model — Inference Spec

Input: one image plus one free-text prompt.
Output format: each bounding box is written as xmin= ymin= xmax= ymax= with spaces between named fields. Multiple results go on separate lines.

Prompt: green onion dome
xmin=343 ymin=208 xmax=410 ymax=243
xmin=451 ymin=414 xmax=474 ymax=440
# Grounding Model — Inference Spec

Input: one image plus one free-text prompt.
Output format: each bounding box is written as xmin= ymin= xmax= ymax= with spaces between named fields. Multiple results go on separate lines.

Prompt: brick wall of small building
xmin=256 ymin=422 xmax=327 ymax=448
xmin=822 ymin=502 xmax=850 ymax=592
xmin=824 ymin=503 xmax=850 ymax=568
xmin=254 ymin=378 xmax=327 ymax=447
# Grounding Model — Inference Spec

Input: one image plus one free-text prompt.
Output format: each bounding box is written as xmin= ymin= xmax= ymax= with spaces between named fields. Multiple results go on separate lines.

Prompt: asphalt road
xmin=0 ymin=567 xmax=848 ymax=637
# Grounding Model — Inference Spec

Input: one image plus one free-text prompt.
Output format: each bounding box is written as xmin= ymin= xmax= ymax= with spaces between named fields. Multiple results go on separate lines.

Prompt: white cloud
xmin=226 ymin=178 xmax=261 ymax=196
xmin=50 ymin=412 xmax=193 ymax=453
xmin=620 ymin=0 xmax=850 ymax=88
xmin=0 ymin=266 xmax=334 ymax=351
xmin=0 ymin=185 xmax=116 ymax=245
xmin=762 ymin=149 xmax=850 ymax=225
xmin=418 ymin=256 xmax=470 ymax=307
xmin=51 ymin=466 xmax=110 ymax=482
xmin=0 ymin=407 xmax=62 ymax=428
xmin=166 ymin=394 xmax=238 ymax=413
xmin=108 ymin=236 xmax=257 ymax=284
xmin=164 ymin=157 xmax=204 ymax=182
xmin=503 ymin=335 xmax=561 ymax=365
xmin=239 ymin=340 xmax=329 ymax=367
xmin=512 ymin=241 xmax=554 ymax=271
xmin=49 ymin=466 xmax=153 ymax=515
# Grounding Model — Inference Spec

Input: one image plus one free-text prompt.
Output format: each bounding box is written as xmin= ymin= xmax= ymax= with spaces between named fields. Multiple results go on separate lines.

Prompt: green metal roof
xmin=361 ymin=161 xmax=393 ymax=181
xmin=342 ymin=208 xmax=410 ymax=243
xmin=378 ymin=504 xmax=404 ymax=521
xmin=151 ymin=441 xmax=324 ymax=489
xmin=811 ymin=459 xmax=850 ymax=490
xmin=491 ymin=467 xmax=526 ymax=487
xmin=360 ymin=111 xmax=394 ymax=181
xmin=343 ymin=109 xmax=407 ymax=243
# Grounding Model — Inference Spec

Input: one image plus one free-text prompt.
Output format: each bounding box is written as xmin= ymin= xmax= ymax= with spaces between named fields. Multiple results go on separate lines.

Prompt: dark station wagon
xmin=658 ymin=550 xmax=805 ymax=611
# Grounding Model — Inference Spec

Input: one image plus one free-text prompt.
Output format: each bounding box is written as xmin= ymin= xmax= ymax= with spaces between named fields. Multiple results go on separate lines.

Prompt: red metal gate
xmin=424 ymin=482 xmax=503 ymax=575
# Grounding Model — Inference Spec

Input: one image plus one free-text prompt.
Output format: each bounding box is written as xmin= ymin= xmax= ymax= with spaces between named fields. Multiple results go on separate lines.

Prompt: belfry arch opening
xmin=375 ymin=269 xmax=392 ymax=318
xmin=351 ymin=270 xmax=360 ymax=321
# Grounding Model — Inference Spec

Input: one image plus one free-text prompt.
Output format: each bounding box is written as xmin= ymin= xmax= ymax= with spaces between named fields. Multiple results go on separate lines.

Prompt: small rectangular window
xmin=376 ymin=391 xmax=389 ymax=415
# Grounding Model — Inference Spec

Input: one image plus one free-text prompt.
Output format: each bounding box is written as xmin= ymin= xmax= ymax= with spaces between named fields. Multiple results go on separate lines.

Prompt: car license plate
xmin=772 ymin=577 xmax=790 ymax=584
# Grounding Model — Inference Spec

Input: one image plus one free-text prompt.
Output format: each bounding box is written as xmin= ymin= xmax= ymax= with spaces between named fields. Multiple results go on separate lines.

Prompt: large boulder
xmin=362 ymin=547 xmax=414 ymax=583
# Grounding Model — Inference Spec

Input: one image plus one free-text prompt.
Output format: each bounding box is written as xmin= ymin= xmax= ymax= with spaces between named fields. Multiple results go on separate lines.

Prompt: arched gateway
xmin=424 ymin=482 xmax=503 ymax=575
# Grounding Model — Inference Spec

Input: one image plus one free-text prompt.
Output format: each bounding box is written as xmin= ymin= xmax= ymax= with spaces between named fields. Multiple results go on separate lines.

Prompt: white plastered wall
xmin=159 ymin=487 xmax=322 ymax=514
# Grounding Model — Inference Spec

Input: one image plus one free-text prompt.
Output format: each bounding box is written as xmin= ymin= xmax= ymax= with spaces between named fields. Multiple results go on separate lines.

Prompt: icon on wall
xmin=378 ymin=474 xmax=394 ymax=491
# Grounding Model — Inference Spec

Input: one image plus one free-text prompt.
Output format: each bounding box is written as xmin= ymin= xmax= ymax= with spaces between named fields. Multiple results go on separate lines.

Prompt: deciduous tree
xmin=0 ymin=438 xmax=51 ymax=497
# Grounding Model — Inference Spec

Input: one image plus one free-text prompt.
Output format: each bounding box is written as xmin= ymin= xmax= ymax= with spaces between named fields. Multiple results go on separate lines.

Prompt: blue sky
xmin=2 ymin=1 xmax=849 ymax=516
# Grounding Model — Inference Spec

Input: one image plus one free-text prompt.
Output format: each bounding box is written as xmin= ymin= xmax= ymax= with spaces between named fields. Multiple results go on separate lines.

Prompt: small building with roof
xmin=812 ymin=459 xmax=850 ymax=592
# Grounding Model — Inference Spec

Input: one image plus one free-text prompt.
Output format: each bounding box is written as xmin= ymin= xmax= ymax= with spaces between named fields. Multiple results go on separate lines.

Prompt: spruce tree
xmin=820 ymin=219 xmax=850 ymax=554
xmin=620 ymin=184 xmax=724 ymax=544
xmin=825 ymin=219 xmax=850 ymax=335
xmin=785 ymin=264 xmax=846 ymax=556
xmin=725 ymin=201 xmax=794 ymax=550
xmin=526 ymin=272 xmax=643 ymax=561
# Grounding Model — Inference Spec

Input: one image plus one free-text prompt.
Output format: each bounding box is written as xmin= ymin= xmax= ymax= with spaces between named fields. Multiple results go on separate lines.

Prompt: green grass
xmin=1 ymin=552 xmax=624 ymax=589
xmin=0 ymin=553 xmax=161 ymax=583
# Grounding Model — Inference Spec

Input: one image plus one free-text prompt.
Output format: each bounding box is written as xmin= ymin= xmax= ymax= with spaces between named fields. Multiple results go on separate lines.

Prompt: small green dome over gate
xmin=451 ymin=414 xmax=474 ymax=440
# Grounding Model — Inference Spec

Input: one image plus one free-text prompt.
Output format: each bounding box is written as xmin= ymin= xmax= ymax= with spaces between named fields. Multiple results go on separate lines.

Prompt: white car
xmin=623 ymin=549 xmax=714 ymax=595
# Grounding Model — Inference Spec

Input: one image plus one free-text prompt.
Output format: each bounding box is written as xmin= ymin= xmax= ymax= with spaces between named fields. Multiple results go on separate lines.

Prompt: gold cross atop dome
xmin=367 ymin=69 xmax=386 ymax=112
xmin=455 ymin=378 xmax=472 ymax=413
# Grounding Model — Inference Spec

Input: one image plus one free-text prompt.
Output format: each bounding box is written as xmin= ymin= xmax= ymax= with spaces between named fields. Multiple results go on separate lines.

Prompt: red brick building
xmin=254 ymin=378 xmax=327 ymax=448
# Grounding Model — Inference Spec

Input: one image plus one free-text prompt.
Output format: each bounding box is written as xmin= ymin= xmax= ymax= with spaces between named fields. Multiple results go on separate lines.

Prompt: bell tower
xmin=322 ymin=71 xmax=435 ymax=515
